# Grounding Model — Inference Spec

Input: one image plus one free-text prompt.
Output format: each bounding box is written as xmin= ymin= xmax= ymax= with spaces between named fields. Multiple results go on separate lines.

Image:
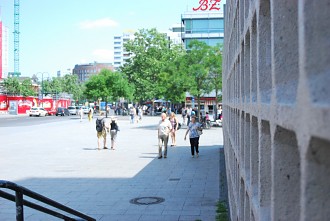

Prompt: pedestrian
xmin=169 ymin=112 xmax=179 ymax=146
xmin=109 ymin=116 xmax=119 ymax=150
xmin=138 ymin=106 xmax=143 ymax=122
xmin=157 ymin=113 xmax=172 ymax=159
xmin=187 ymin=106 xmax=192 ymax=125
xmin=184 ymin=115 xmax=203 ymax=158
xmin=79 ymin=107 xmax=84 ymax=122
xmin=129 ymin=107 xmax=135 ymax=124
xmin=96 ymin=112 xmax=109 ymax=150
xmin=88 ymin=108 xmax=93 ymax=122
xmin=181 ymin=107 xmax=187 ymax=125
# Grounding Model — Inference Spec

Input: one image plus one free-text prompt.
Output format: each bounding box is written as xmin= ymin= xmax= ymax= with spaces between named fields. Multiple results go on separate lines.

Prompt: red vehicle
xmin=46 ymin=109 xmax=56 ymax=116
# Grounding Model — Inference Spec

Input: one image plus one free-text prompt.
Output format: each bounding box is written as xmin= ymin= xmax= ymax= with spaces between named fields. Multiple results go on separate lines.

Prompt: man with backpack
xmin=96 ymin=112 xmax=109 ymax=150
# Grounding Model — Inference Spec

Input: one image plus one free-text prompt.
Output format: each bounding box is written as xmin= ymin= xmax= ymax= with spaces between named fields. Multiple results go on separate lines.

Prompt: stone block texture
xmin=222 ymin=0 xmax=330 ymax=220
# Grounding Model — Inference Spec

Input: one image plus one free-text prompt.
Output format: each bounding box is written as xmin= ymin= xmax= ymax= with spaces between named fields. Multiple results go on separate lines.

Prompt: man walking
xmin=157 ymin=113 xmax=172 ymax=159
xmin=96 ymin=112 xmax=109 ymax=150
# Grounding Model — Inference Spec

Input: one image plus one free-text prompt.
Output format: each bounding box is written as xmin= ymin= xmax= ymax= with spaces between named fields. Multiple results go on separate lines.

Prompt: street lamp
xmin=36 ymin=72 xmax=50 ymax=107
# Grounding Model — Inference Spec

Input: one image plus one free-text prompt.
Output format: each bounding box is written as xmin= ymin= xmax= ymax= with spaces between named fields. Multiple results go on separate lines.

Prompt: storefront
xmin=0 ymin=95 xmax=71 ymax=115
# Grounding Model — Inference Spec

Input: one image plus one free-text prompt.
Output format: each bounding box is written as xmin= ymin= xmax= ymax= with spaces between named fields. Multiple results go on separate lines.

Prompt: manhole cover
xmin=130 ymin=197 xmax=165 ymax=205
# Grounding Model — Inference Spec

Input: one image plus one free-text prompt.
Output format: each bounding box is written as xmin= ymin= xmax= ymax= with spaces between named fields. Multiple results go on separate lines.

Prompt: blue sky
xmin=1 ymin=0 xmax=225 ymax=78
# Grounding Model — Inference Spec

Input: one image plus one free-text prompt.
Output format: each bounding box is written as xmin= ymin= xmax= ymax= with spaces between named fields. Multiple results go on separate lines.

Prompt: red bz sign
xmin=193 ymin=0 xmax=222 ymax=11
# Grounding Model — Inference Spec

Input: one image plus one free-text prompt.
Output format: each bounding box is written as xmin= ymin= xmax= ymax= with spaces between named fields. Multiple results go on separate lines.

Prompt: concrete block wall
xmin=222 ymin=0 xmax=330 ymax=220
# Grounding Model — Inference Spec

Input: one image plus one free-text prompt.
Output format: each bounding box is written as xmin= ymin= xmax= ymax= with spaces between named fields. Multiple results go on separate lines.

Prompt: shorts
xmin=97 ymin=130 xmax=107 ymax=139
xmin=110 ymin=130 xmax=117 ymax=141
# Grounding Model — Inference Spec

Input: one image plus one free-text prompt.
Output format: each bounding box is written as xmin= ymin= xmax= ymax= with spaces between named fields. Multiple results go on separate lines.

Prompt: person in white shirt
xmin=187 ymin=107 xmax=192 ymax=125
xmin=157 ymin=113 xmax=172 ymax=159
xmin=79 ymin=107 xmax=84 ymax=122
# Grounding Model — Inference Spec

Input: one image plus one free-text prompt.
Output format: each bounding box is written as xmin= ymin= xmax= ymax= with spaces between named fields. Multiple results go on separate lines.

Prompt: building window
xmin=185 ymin=19 xmax=224 ymax=34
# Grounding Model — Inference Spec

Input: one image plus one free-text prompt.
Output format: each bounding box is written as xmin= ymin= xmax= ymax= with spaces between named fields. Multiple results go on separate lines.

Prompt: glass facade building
xmin=181 ymin=11 xmax=224 ymax=48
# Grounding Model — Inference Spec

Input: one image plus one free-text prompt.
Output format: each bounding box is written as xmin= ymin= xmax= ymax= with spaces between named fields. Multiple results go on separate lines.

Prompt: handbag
xmin=197 ymin=127 xmax=203 ymax=136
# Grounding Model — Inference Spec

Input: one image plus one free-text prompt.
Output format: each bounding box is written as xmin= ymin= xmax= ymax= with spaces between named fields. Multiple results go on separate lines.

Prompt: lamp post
xmin=36 ymin=72 xmax=49 ymax=107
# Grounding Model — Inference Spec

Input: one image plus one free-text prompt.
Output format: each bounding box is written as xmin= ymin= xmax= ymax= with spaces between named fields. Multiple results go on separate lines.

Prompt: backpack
xmin=96 ymin=118 xmax=104 ymax=132
xmin=110 ymin=120 xmax=119 ymax=131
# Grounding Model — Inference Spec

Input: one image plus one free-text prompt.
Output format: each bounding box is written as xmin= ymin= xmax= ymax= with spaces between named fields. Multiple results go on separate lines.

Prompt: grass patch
xmin=215 ymin=201 xmax=229 ymax=221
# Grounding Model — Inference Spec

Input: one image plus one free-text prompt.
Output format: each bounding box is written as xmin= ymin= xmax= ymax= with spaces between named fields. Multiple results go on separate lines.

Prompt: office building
xmin=113 ymin=32 xmax=135 ymax=70
xmin=72 ymin=62 xmax=114 ymax=83
xmin=167 ymin=23 xmax=184 ymax=46
xmin=181 ymin=10 xmax=224 ymax=48
xmin=0 ymin=21 xmax=9 ymax=79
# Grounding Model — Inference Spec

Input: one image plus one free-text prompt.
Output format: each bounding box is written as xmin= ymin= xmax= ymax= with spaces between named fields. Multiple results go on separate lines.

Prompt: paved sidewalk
xmin=0 ymin=115 xmax=224 ymax=221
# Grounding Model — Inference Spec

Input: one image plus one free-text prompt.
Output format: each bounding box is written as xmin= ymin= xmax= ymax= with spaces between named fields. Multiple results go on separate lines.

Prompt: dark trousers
xmin=189 ymin=137 xmax=199 ymax=156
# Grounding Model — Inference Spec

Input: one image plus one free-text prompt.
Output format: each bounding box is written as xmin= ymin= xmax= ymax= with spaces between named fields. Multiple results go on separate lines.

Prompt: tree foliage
xmin=35 ymin=74 xmax=83 ymax=101
xmin=3 ymin=77 xmax=22 ymax=95
xmin=2 ymin=74 xmax=83 ymax=101
xmin=2 ymin=77 xmax=35 ymax=97
xmin=120 ymin=28 xmax=186 ymax=102
xmin=184 ymin=40 xmax=213 ymax=111
xmin=206 ymin=44 xmax=223 ymax=107
xmin=84 ymin=69 xmax=133 ymax=102
xmin=120 ymin=29 xmax=223 ymax=108
xmin=20 ymin=79 xmax=37 ymax=97
xmin=158 ymin=44 xmax=190 ymax=103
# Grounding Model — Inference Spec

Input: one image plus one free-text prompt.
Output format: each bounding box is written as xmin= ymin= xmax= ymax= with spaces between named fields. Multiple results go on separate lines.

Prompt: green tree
xmin=159 ymin=44 xmax=190 ymax=103
xmin=184 ymin=40 xmax=212 ymax=113
xmin=206 ymin=44 xmax=223 ymax=109
xmin=84 ymin=69 xmax=133 ymax=104
xmin=42 ymin=79 xmax=53 ymax=96
xmin=50 ymin=77 xmax=63 ymax=97
xmin=40 ymin=75 xmax=83 ymax=101
xmin=3 ymin=77 xmax=21 ymax=95
xmin=61 ymin=74 xmax=83 ymax=101
xmin=121 ymin=28 xmax=181 ymax=102
xmin=20 ymin=79 xmax=36 ymax=97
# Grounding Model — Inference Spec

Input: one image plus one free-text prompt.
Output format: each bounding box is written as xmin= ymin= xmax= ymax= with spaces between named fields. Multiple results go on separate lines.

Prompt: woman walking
xmin=88 ymin=108 xmax=93 ymax=122
xmin=184 ymin=115 xmax=203 ymax=158
xmin=169 ymin=112 xmax=178 ymax=146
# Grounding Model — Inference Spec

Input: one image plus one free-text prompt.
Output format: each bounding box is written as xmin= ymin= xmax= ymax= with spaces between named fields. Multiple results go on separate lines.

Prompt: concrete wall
xmin=222 ymin=0 xmax=330 ymax=220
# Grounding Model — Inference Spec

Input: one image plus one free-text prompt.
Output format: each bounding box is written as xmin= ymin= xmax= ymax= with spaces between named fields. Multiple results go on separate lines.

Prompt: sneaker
xmin=103 ymin=147 xmax=108 ymax=149
xmin=191 ymin=155 xmax=194 ymax=158
xmin=158 ymin=156 xmax=163 ymax=159
xmin=196 ymin=153 xmax=199 ymax=158
xmin=164 ymin=156 xmax=167 ymax=158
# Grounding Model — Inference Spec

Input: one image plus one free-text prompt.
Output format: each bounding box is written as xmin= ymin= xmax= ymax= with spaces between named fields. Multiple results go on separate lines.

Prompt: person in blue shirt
xmin=184 ymin=115 xmax=203 ymax=158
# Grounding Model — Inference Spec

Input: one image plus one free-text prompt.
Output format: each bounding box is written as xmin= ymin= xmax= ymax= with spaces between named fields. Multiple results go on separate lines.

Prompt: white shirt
xmin=158 ymin=119 xmax=172 ymax=136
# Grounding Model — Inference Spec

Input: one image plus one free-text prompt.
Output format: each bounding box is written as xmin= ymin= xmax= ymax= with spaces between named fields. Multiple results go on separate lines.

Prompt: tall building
xmin=113 ymin=32 xmax=135 ymax=70
xmin=0 ymin=20 xmax=2 ymax=79
xmin=72 ymin=62 xmax=114 ymax=83
xmin=181 ymin=10 xmax=224 ymax=48
xmin=0 ymin=21 xmax=9 ymax=79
